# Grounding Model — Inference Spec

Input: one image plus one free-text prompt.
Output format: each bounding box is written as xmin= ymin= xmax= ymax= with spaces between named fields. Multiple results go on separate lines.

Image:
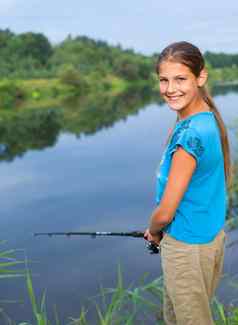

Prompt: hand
xmin=143 ymin=228 xmax=162 ymax=246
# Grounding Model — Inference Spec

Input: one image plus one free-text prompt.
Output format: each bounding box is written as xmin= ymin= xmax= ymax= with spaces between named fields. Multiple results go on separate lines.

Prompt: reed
xmin=5 ymin=263 xmax=238 ymax=325
xmin=1 ymin=236 xmax=238 ymax=324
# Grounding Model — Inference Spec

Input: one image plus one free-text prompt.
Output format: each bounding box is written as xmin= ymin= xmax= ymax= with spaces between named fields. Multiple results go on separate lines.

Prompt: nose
xmin=166 ymin=81 xmax=177 ymax=94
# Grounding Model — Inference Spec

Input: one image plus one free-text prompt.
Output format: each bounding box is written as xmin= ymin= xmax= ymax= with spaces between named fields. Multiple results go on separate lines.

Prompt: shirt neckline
xmin=177 ymin=111 xmax=213 ymax=124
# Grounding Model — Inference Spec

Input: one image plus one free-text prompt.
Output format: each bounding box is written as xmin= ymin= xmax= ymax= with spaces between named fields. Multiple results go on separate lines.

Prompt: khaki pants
xmin=160 ymin=229 xmax=226 ymax=325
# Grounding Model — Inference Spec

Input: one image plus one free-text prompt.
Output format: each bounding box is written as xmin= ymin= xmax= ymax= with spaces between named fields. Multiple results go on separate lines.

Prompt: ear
xmin=197 ymin=68 xmax=208 ymax=87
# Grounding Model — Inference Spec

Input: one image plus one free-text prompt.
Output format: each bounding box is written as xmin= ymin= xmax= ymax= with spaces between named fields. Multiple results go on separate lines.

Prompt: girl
xmin=144 ymin=41 xmax=232 ymax=325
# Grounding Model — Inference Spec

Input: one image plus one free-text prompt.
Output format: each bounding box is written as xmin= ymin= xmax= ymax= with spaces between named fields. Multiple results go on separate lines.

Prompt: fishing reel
xmin=146 ymin=241 xmax=160 ymax=254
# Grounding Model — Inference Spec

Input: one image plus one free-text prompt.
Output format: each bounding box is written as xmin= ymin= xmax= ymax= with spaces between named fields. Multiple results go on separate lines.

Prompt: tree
xmin=18 ymin=32 xmax=53 ymax=65
xmin=58 ymin=64 xmax=89 ymax=95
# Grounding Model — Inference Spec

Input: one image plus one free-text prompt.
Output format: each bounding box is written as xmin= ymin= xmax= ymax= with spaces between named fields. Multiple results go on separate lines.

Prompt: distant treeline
xmin=1 ymin=28 xmax=238 ymax=80
xmin=0 ymin=28 xmax=153 ymax=82
xmin=204 ymin=52 xmax=238 ymax=68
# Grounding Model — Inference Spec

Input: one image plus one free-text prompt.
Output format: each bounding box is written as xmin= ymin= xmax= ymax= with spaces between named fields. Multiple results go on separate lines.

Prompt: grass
xmin=212 ymin=297 xmax=238 ymax=325
xmin=1 ymin=237 xmax=238 ymax=324
xmin=0 ymin=241 xmax=25 ymax=324
xmin=0 ymin=240 xmax=24 ymax=280
xmin=11 ymin=265 xmax=238 ymax=325
xmin=0 ymin=76 xmax=129 ymax=111
xmin=18 ymin=267 xmax=164 ymax=325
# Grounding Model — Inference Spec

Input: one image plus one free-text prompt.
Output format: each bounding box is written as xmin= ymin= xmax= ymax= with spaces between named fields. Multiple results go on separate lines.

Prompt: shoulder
xmin=168 ymin=116 xmax=212 ymax=164
xmin=190 ymin=112 xmax=217 ymax=136
xmin=171 ymin=113 xmax=217 ymax=144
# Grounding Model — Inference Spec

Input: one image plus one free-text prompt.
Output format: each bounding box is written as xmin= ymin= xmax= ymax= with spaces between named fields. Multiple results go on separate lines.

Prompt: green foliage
xmin=212 ymin=297 xmax=238 ymax=325
xmin=17 ymin=265 xmax=238 ymax=324
xmin=90 ymin=266 xmax=164 ymax=324
xmin=0 ymin=28 xmax=238 ymax=102
xmin=18 ymin=267 xmax=62 ymax=325
xmin=113 ymin=55 xmax=153 ymax=82
xmin=18 ymin=265 xmax=164 ymax=324
xmin=226 ymin=160 xmax=238 ymax=228
xmin=0 ymin=29 xmax=153 ymax=85
xmin=0 ymin=241 xmax=238 ymax=324
xmin=208 ymin=66 xmax=238 ymax=85
xmin=0 ymin=241 xmax=24 ymax=280
xmin=18 ymin=32 xmax=53 ymax=65
xmin=0 ymin=29 xmax=52 ymax=78
xmin=205 ymin=51 xmax=238 ymax=68
xmin=0 ymin=80 xmax=25 ymax=108
xmin=24 ymin=269 xmax=50 ymax=325
xmin=31 ymin=90 xmax=41 ymax=100
xmin=0 ymin=241 xmax=24 ymax=322
xmin=58 ymin=64 xmax=89 ymax=96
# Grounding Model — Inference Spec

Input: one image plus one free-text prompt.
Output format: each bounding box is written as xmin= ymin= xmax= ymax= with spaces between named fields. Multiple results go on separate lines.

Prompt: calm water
xmin=0 ymin=91 xmax=238 ymax=323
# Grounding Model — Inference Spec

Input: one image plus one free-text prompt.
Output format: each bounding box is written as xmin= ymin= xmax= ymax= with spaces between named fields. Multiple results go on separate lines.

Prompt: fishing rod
xmin=34 ymin=230 xmax=238 ymax=253
xmin=33 ymin=231 xmax=160 ymax=254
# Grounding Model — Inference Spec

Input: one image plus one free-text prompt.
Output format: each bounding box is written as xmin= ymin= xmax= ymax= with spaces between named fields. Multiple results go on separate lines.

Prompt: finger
xmin=143 ymin=229 xmax=149 ymax=239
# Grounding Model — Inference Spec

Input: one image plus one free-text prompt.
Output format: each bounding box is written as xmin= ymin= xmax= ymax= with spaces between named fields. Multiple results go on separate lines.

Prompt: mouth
xmin=166 ymin=95 xmax=183 ymax=101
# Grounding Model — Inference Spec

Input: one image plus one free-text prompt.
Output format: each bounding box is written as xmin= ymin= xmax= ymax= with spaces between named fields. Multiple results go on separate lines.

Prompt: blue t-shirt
xmin=156 ymin=111 xmax=227 ymax=244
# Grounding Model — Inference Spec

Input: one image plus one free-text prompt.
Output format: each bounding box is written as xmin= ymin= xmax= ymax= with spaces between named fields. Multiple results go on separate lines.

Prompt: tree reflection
xmin=0 ymin=85 xmax=237 ymax=162
xmin=62 ymin=85 xmax=160 ymax=137
xmin=212 ymin=84 xmax=238 ymax=96
xmin=0 ymin=109 xmax=62 ymax=161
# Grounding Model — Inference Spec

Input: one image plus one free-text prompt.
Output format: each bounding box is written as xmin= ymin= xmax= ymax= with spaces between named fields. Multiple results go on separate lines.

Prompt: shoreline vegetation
xmin=1 ymin=29 xmax=238 ymax=110
xmin=1 ymin=230 xmax=238 ymax=325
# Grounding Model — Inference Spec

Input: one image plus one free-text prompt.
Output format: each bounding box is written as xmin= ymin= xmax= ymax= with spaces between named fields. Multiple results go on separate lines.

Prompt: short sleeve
xmin=168 ymin=127 xmax=205 ymax=165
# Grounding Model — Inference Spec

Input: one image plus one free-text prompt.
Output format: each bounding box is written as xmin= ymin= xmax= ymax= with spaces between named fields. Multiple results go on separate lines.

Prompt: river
xmin=0 ymin=89 xmax=237 ymax=323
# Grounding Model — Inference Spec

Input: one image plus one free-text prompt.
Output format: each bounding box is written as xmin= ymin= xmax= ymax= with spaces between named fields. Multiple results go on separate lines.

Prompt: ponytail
xmin=199 ymin=86 xmax=233 ymax=190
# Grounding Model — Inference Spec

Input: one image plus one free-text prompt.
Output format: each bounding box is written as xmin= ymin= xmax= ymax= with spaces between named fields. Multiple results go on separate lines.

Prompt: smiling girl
xmin=144 ymin=41 xmax=232 ymax=324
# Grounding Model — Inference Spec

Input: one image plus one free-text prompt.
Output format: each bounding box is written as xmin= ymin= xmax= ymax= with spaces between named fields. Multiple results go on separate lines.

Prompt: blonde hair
xmin=156 ymin=41 xmax=233 ymax=189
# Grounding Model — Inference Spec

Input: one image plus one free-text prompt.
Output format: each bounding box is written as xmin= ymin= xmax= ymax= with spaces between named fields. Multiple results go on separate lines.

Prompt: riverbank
xmin=0 ymin=76 xmax=153 ymax=110
xmin=1 ymin=66 xmax=238 ymax=111
xmin=0 ymin=76 xmax=123 ymax=109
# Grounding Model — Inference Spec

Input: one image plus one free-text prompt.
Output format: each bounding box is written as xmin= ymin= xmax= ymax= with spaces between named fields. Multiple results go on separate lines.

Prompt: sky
xmin=0 ymin=0 xmax=238 ymax=55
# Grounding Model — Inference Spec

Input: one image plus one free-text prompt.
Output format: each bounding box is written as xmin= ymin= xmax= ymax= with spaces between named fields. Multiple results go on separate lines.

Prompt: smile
xmin=167 ymin=95 xmax=183 ymax=101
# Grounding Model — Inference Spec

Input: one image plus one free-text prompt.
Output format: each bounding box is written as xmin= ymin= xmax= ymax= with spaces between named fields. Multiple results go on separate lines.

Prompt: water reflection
xmin=212 ymin=84 xmax=238 ymax=96
xmin=0 ymin=86 xmax=237 ymax=163
xmin=62 ymin=86 xmax=158 ymax=136
xmin=0 ymin=87 xmax=237 ymax=323
xmin=0 ymin=109 xmax=62 ymax=161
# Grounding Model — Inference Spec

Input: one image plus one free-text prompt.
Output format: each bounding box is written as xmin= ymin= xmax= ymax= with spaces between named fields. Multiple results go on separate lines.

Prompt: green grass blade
xmin=26 ymin=270 xmax=39 ymax=316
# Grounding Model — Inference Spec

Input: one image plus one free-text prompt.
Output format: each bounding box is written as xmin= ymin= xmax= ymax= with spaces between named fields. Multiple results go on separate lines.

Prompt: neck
xmin=178 ymin=97 xmax=210 ymax=121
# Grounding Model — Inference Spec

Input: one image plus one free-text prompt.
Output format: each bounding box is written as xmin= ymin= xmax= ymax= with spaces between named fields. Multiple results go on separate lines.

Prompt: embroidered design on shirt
xmin=169 ymin=119 xmax=191 ymax=149
xmin=168 ymin=119 xmax=205 ymax=158
xmin=187 ymin=136 xmax=204 ymax=157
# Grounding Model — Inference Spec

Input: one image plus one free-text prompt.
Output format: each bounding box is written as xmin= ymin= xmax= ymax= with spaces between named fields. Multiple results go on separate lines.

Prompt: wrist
xmin=149 ymin=229 xmax=163 ymax=237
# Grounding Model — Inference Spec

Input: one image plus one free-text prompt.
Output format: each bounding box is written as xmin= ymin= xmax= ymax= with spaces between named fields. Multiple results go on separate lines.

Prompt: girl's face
xmin=158 ymin=60 xmax=207 ymax=118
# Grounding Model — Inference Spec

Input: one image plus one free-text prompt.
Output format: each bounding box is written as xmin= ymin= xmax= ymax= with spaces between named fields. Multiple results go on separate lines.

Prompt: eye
xmin=159 ymin=78 xmax=167 ymax=83
xmin=177 ymin=77 xmax=186 ymax=81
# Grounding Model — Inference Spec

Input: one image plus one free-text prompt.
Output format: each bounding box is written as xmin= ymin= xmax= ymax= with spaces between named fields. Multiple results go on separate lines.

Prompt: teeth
xmin=168 ymin=96 xmax=181 ymax=100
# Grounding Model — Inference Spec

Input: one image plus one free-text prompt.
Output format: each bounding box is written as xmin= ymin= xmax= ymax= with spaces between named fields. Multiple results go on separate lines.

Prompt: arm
xmin=149 ymin=146 xmax=197 ymax=236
